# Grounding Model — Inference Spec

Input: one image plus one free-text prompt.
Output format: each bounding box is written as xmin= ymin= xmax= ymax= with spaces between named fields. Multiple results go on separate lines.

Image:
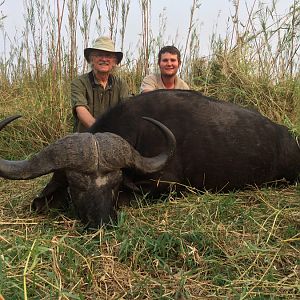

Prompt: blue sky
xmin=0 ymin=0 xmax=295 ymax=58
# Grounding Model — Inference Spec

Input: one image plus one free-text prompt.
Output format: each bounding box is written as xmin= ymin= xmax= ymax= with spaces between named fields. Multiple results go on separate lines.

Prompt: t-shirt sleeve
xmin=177 ymin=78 xmax=190 ymax=90
xmin=140 ymin=74 xmax=157 ymax=93
xmin=183 ymin=81 xmax=190 ymax=90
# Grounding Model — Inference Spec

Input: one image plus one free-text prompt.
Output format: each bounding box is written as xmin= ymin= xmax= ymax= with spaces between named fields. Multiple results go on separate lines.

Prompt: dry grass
xmin=1 ymin=179 xmax=299 ymax=299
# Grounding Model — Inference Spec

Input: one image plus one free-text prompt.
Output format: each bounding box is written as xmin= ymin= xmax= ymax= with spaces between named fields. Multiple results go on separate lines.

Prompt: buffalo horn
xmin=0 ymin=116 xmax=175 ymax=180
xmin=0 ymin=116 xmax=100 ymax=179
xmin=128 ymin=117 xmax=176 ymax=173
xmin=0 ymin=115 xmax=22 ymax=130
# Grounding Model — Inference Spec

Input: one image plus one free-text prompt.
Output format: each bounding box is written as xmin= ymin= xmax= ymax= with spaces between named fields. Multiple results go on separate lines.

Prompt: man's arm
xmin=75 ymin=106 xmax=96 ymax=128
xmin=71 ymin=76 xmax=96 ymax=130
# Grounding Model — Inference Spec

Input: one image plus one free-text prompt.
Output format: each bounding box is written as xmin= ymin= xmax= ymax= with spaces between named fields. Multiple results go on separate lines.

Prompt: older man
xmin=31 ymin=37 xmax=130 ymax=213
xmin=72 ymin=36 xmax=130 ymax=132
xmin=140 ymin=46 xmax=189 ymax=93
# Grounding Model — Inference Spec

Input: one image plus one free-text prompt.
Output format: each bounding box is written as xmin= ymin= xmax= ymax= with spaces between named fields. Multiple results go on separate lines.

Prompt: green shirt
xmin=71 ymin=71 xmax=130 ymax=132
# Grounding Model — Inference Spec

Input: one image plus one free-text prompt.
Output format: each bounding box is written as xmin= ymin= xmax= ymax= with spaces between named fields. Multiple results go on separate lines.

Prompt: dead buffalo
xmin=1 ymin=90 xmax=300 ymax=227
xmin=0 ymin=115 xmax=175 ymax=226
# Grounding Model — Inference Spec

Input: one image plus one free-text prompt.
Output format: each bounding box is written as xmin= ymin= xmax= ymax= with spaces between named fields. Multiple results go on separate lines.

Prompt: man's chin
xmin=161 ymin=73 xmax=176 ymax=78
xmin=96 ymin=67 xmax=112 ymax=73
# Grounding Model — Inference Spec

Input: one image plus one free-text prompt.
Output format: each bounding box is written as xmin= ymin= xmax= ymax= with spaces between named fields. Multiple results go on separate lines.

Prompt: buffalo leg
xmin=31 ymin=170 xmax=70 ymax=212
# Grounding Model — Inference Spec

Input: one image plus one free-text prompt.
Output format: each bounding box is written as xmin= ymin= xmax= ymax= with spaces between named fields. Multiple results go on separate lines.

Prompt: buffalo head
xmin=0 ymin=115 xmax=176 ymax=227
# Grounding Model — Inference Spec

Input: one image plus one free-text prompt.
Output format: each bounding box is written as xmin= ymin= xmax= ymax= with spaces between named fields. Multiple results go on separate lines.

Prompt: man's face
xmin=158 ymin=52 xmax=180 ymax=77
xmin=90 ymin=50 xmax=117 ymax=74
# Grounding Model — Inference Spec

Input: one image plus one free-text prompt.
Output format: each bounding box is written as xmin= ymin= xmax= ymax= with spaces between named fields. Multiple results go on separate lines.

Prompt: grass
xmin=0 ymin=180 xmax=299 ymax=299
xmin=0 ymin=0 xmax=300 ymax=298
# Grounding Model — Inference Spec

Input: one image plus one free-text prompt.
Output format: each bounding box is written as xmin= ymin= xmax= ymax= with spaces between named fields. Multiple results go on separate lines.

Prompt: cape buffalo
xmin=1 ymin=90 xmax=299 ymax=227
xmin=0 ymin=115 xmax=175 ymax=226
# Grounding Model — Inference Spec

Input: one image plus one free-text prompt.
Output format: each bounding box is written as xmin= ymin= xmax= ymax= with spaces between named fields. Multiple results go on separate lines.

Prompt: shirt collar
xmin=158 ymin=74 xmax=178 ymax=89
xmin=92 ymin=71 xmax=113 ymax=90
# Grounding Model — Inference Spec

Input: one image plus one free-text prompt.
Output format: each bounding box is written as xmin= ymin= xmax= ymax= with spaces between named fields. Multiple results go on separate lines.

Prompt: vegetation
xmin=0 ymin=0 xmax=299 ymax=299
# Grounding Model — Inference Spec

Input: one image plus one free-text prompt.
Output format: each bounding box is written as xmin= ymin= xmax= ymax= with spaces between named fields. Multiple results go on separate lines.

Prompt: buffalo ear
xmin=122 ymin=175 xmax=140 ymax=192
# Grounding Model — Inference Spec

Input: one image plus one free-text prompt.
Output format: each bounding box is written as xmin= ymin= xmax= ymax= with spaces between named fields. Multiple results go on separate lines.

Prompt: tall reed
xmin=139 ymin=0 xmax=151 ymax=76
xmin=189 ymin=0 xmax=299 ymax=124
xmin=0 ymin=0 xmax=299 ymax=154
xmin=120 ymin=0 xmax=131 ymax=52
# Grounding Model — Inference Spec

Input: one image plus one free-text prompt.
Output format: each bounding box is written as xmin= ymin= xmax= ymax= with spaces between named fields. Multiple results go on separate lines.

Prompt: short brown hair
xmin=158 ymin=46 xmax=181 ymax=63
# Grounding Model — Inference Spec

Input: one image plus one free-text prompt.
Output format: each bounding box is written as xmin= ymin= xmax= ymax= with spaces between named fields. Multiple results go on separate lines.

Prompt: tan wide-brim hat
xmin=84 ymin=36 xmax=123 ymax=64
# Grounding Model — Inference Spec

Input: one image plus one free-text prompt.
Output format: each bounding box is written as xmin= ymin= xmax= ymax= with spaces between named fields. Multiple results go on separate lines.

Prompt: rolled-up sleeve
xmin=71 ymin=78 xmax=90 ymax=115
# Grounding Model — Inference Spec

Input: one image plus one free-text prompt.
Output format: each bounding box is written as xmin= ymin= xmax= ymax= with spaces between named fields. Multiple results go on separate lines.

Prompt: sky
xmin=0 ymin=0 xmax=295 ymax=61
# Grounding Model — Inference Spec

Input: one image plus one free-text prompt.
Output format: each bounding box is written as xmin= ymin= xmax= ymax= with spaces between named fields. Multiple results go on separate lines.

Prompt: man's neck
xmin=94 ymin=71 xmax=110 ymax=88
xmin=161 ymin=74 xmax=176 ymax=89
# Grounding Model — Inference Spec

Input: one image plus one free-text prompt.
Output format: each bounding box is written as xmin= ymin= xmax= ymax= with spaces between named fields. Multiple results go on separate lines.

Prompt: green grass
xmin=0 ymin=179 xmax=299 ymax=299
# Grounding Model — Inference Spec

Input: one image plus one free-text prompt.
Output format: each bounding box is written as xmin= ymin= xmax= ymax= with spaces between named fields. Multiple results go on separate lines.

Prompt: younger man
xmin=140 ymin=46 xmax=189 ymax=93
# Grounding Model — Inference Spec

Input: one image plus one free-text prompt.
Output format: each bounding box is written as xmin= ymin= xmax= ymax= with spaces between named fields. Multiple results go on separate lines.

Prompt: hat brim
xmin=84 ymin=48 xmax=123 ymax=64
